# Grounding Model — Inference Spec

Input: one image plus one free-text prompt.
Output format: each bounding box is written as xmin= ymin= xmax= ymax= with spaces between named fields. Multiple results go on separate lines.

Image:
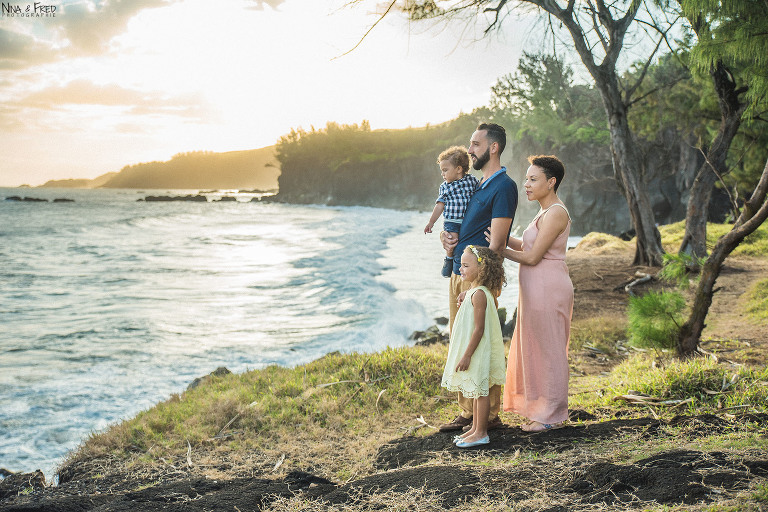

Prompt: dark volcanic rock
xmin=187 ymin=367 xmax=232 ymax=390
xmin=0 ymin=470 xmax=45 ymax=500
xmin=5 ymin=196 xmax=48 ymax=202
xmin=141 ymin=195 xmax=208 ymax=202
xmin=409 ymin=325 xmax=448 ymax=346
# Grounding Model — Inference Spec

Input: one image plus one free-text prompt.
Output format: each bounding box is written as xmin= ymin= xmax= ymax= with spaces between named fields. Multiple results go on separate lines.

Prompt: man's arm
xmin=487 ymin=217 xmax=512 ymax=254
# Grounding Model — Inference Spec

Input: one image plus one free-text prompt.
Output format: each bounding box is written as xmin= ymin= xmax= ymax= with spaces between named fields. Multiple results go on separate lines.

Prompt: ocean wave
xmin=0 ymin=196 xmax=451 ymax=477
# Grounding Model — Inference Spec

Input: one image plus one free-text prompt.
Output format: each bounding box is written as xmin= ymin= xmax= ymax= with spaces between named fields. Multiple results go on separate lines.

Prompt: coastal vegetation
xmin=37 ymin=147 xmax=278 ymax=191
xmin=101 ymin=148 xmax=278 ymax=190
xmin=3 ymin=222 xmax=759 ymax=510
xmin=271 ymin=48 xmax=766 ymax=238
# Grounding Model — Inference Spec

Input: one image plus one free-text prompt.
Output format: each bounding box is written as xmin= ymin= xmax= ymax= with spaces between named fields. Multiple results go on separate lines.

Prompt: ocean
xmin=0 ymin=188 xmax=576 ymax=479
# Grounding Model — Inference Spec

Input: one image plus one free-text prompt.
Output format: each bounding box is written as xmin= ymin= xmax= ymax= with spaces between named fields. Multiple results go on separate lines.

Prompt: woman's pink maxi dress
xmin=504 ymin=204 xmax=573 ymax=425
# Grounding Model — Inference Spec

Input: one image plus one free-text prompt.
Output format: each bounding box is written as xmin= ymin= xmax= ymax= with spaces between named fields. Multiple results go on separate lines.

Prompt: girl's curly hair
xmin=464 ymin=245 xmax=506 ymax=297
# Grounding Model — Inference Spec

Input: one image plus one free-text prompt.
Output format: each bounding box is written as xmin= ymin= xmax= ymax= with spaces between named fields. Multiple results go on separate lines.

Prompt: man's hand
xmin=441 ymin=231 xmax=458 ymax=253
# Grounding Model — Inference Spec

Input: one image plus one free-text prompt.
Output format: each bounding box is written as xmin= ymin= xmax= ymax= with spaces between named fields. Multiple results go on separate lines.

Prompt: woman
xmin=501 ymin=155 xmax=573 ymax=432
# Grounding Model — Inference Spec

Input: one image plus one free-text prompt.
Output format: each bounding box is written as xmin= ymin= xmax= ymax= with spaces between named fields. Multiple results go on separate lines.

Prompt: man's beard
xmin=472 ymin=147 xmax=490 ymax=170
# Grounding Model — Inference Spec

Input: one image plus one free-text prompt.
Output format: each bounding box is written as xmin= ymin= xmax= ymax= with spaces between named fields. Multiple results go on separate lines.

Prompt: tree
xmin=490 ymin=51 xmax=609 ymax=146
xmin=383 ymin=0 xmax=678 ymax=265
xmin=676 ymin=11 xmax=748 ymax=263
xmin=675 ymin=0 xmax=768 ymax=356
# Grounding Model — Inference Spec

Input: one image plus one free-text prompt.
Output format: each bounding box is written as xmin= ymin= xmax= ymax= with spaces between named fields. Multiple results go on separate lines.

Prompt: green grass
xmin=66 ymin=346 xmax=452 ymax=476
xmin=658 ymin=221 xmax=768 ymax=256
xmin=744 ymin=278 xmax=768 ymax=322
xmin=567 ymin=353 xmax=768 ymax=419
xmin=605 ymin=355 xmax=768 ymax=411
xmin=569 ymin=316 xmax=627 ymax=353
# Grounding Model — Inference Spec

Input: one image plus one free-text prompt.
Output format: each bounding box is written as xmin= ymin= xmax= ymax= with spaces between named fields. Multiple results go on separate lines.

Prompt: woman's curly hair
xmin=464 ymin=245 xmax=506 ymax=297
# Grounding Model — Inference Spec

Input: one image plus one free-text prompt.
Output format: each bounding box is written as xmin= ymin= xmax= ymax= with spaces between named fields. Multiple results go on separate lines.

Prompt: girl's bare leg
xmin=462 ymin=396 xmax=489 ymax=443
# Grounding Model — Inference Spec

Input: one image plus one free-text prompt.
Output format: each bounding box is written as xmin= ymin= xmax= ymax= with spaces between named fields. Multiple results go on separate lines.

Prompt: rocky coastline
xmin=2 ymin=238 xmax=766 ymax=511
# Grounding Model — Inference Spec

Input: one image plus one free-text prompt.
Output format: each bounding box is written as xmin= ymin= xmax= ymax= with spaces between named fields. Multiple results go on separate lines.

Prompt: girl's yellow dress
xmin=441 ymin=286 xmax=506 ymax=398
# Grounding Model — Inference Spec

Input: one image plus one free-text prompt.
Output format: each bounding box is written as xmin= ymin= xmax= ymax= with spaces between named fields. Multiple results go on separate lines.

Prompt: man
xmin=438 ymin=122 xmax=518 ymax=432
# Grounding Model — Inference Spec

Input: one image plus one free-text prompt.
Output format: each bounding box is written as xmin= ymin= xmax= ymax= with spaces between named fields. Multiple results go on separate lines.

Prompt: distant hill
xmin=101 ymin=147 xmax=278 ymax=190
xmin=36 ymin=147 xmax=278 ymax=190
xmin=39 ymin=172 xmax=118 ymax=189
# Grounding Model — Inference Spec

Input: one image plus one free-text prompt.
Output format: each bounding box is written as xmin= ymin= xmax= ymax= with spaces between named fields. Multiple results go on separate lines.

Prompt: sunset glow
xmin=0 ymin=0 xmax=532 ymax=187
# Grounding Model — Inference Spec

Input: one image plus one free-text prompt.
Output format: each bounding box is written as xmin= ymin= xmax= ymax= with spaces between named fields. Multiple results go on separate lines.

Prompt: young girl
xmin=441 ymin=245 xmax=506 ymax=448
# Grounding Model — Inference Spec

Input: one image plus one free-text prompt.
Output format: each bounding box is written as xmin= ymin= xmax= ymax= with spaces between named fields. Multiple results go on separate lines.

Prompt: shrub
xmin=627 ymin=291 xmax=686 ymax=350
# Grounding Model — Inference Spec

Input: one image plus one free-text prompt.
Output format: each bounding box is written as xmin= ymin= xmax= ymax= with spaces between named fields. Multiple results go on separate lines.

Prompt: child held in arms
xmin=424 ymin=146 xmax=479 ymax=277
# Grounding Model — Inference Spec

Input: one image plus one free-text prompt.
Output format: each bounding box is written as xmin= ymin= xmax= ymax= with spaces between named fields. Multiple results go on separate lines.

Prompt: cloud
xmin=57 ymin=0 xmax=179 ymax=54
xmin=19 ymin=79 xmax=210 ymax=119
xmin=244 ymin=0 xmax=285 ymax=11
xmin=0 ymin=1 xmax=181 ymax=69
xmin=0 ymin=29 xmax=61 ymax=69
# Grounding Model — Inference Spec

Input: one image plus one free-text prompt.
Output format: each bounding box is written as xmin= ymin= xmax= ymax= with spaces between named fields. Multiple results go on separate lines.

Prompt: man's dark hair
xmin=476 ymin=123 xmax=506 ymax=155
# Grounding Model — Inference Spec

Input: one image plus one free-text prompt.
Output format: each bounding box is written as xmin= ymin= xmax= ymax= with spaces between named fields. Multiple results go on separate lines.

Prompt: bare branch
xmin=623 ymin=18 xmax=679 ymax=103
xmin=585 ymin=0 xmax=610 ymax=54
xmin=697 ymin=147 xmax=741 ymax=218
xmin=483 ymin=0 xmax=509 ymax=33
xmin=625 ymin=74 xmax=688 ymax=108
xmin=333 ymin=0 xmax=398 ymax=60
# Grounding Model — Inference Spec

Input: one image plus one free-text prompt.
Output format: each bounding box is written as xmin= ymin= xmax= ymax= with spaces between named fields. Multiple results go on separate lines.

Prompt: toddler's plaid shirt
xmin=437 ymin=174 xmax=479 ymax=221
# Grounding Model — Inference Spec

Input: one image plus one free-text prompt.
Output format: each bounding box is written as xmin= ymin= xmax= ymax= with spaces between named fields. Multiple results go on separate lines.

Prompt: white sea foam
xmin=0 ymin=188 xmax=572 ymax=479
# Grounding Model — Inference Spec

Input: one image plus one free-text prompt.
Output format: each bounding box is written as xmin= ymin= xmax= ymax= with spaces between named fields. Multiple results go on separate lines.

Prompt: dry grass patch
xmin=570 ymin=232 xmax=632 ymax=255
xmin=570 ymin=315 xmax=627 ymax=353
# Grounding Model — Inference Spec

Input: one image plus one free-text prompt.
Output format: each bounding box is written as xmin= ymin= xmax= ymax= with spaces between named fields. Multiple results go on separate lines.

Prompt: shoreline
xmin=2 ymin=227 xmax=766 ymax=511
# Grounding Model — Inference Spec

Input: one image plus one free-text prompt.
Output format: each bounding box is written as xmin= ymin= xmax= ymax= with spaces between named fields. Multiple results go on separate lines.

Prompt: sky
xmin=0 ymin=0 xmax=536 ymax=187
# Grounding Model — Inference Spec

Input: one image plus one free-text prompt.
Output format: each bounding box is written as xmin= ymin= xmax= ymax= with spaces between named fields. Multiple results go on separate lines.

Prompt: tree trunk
xmin=536 ymin=0 xmax=665 ymax=267
xmin=679 ymin=62 xmax=746 ymax=262
xmin=678 ymin=156 xmax=768 ymax=356
xmin=596 ymin=69 xmax=665 ymax=266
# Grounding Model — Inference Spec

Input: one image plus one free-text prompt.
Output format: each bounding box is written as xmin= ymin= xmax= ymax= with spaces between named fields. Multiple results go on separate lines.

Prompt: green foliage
xmin=676 ymin=0 xmax=768 ymax=197
xmin=628 ymin=291 xmax=686 ymax=350
xmin=680 ymin=0 xmax=768 ymax=114
xmin=659 ymin=252 xmax=706 ymax=289
xmin=272 ymin=114 xmax=486 ymax=208
xmin=626 ymin=51 xmax=705 ymax=142
xmin=490 ymin=52 xmax=609 ymax=146
xmin=745 ymin=278 xmax=768 ymax=323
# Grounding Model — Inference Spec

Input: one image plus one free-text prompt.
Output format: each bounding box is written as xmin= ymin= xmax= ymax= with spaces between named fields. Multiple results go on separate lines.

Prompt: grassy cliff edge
xmin=4 ymin=223 xmax=768 ymax=511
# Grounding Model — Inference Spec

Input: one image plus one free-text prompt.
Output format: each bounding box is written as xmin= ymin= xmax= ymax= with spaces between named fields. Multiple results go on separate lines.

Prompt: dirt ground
xmin=2 ymin=248 xmax=767 ymax=511
xmin=566 ymin=244 xmax=768 ymax=366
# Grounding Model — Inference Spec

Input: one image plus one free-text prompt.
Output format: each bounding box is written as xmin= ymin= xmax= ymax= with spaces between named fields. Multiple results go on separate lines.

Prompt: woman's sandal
xmin=521 ymin=421 xmax=564 ymax=433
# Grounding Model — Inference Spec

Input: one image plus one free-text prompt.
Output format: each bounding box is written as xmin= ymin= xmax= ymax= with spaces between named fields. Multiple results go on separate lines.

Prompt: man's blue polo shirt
xmin=453 ymin=167 xmax=518 ymax=274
